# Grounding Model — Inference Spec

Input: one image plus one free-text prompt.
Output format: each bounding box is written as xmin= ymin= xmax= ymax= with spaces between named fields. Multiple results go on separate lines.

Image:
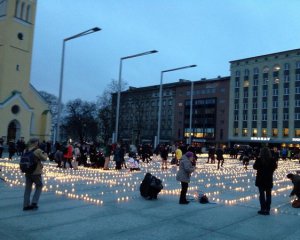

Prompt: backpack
xmin=19 ymin=149 xmax=38 ymax=174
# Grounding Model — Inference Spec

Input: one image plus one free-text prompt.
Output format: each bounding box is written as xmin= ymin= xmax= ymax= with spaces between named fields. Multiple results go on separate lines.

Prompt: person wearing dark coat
xmin=286 ymin=173 xmax=300 ymax=200
xmin=253 ymin=146 xmax=277 ymax=215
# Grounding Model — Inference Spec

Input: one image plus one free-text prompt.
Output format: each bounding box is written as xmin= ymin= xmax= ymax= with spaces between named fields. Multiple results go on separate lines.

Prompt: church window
xmin=20 ymin=1 xmax=25 ymax=19
xmin=11 ymin=105 xmax=20 ymax=114
xmin=15 ymin=0 xmax=21 ymax=18
xmin=0 ymin=0 xmax=8 ymax=16
xmin=25 ymin=4 xmax=31 ymax=22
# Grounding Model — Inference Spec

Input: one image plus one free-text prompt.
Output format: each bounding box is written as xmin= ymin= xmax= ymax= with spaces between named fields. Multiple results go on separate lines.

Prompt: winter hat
xmin=185 ymin=151 xmax=194 ymax=158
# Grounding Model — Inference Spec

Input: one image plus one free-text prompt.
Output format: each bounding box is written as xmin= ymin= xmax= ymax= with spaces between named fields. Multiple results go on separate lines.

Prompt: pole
xmin=189 ymin=81 xmax=194 ymax=145
xmin=56 ymin=40 xmax=66 ymax=143
xmin=115 ymin=58 xmax=123 ymax=143
xmin=157 ymin=71 xmax=163 ymax=146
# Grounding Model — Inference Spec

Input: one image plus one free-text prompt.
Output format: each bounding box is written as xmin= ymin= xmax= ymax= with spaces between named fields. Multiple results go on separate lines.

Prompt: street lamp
xmin=56 ymin=27 xmax=101 ymax=143
xmin=180 ymin=79 xmax=195 ymax=145
xmin=114 ymin=50 xmax=158 ymax=143
xmin=156 ymin=64 xmax=197 ymax=147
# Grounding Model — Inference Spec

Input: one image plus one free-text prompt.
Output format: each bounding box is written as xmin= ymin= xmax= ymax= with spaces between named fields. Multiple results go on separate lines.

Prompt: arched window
xmin=20 ymin=2 xmax=25 ymax=19
xmin=0 ymin=0 xmax=8 ymax=16
xmin=15 ymin=0 xmax=21 ymax=17
xmin=26 ymin=4 xmax=31 ymax=22
xmin=253 ymin=67 xmax=259 ymax=75
xmin=263 ymin=66 xmax=269 ymax=73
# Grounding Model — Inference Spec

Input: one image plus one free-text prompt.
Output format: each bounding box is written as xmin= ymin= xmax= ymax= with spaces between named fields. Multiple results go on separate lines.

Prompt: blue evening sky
xmin=30 ymin=0 xmax=300 ymax=102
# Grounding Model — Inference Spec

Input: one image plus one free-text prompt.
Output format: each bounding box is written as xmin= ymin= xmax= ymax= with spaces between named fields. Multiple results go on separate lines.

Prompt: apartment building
xmin=229 ymin=48 xmax=300 ymax=148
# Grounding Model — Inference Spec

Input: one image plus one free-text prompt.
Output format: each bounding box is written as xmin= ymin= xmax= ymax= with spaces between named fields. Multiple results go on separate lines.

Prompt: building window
xmin=263 ymin=66 xmax=269 ymax=73
xmin=0 ymin=0 xmax=7 ymax=16
xmin=253 ymin=79 xmax=258 ymax=86
xmin=234 ymin=103 xmax=239 ymax=110
xmin=296 ymin=74 xmax=300 ymax=81
xmin=296 ymin=113 xmax=300 ymax=120
xmin=272 ymin=128 xmax=278 ymax=137
xmin=235 ymin=91 xmax=239 ymax=99
xmin=296 ymin=100 xmax=300 ymax=107
xmin=235 ymin=71 xmax=240 ymax=77
xmin=253 ymin=90 xmax=258 ymax=97
xmin=296 ymin=61 xmax=300 ymax=69
xmin=244 ymin=90 xmax=248 ymax=98
xmin=296 ymin=87 xmax=300 ymax=94
xmin=26 ymin=5 xmax=31 ymax=22
xmin=263 ymin=89 xmax=268 ymax=97
xmin=263 ymin=78 xmax=268 ymax=85
xmin=295 ymin=129 xmax=300 ymax=137
xmin=262 ymin=128 xmax=267 ymax=137
xmin=11 ymin=105 xmax=20 ymax=114
xmin=283 ymin=128 xmax=289 ymax=137
xmin=284 ymin=88 xmax=289 ymax=95
xmin=253 ymin=102 xmax=257 ymax=109
xmin=284 ymin=100 xmax=289 ymax=108
xmin=252 ymin=114 xmax=257 ymax=121
xmin=252 ymin=128 xmax=257 ymax=137
xmin=283 ymin=113 xmax=289 ymax=120
xmin=262 ymin=113 xmax=267 ymax=121
xmin=273 ymin=101 xmax=278 ymax=108
xmin=284 ymin=63 xmax=290 ymax=70
xmin=234 ymin=128 xmax=239 ymax=136
xmin=235 ymin=80 xmax=240 ymax=88
xmin=273 ymin=89 xmax=278 ymax=96
xmin=254 ymin=67 xmax=259 ymax=75
xmin=242 ymin=128 xmax=248 ymax=136
xmin=244 ymin=69 xmax=249 ymax=76
xmin=20 ymin=1 xmax=25 ymax=19
xmin=262 ymin=101 xmax=267 ymax=109
xmin=284 ymin=75 xmax=290 ymax=82
xmin=243 ymin=103 xmax=248 ymax=110
xmin=15 ymin=0 xmax=21 ymax=17
xmin=243 ymin=114 xmax=248 ymax=121
xmin=272 ymin=113 xmax=278 ymax=121
xmin=234 ymin=114 xmax=239 ymax=121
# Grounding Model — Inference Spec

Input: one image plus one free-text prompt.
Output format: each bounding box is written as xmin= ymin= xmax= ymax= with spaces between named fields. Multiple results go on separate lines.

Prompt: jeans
xmin=23 ymin=174 xmax=43 ymax=207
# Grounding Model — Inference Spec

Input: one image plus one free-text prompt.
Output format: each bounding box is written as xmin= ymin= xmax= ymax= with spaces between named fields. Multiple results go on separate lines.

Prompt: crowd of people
xmin=1 ymin=138 xmax=300 ymax=214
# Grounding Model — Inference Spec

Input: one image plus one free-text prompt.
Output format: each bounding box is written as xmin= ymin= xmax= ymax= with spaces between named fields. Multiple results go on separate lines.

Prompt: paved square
xmin=1 ymin=154 xmax=300 ymax=240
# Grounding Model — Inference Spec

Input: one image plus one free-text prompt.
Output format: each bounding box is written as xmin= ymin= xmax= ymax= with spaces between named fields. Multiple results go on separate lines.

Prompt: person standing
xmin=216 ymin=146 xmax=224 ymax=170
xmin=253 ymin=145 xmax=277 ymax=215
xmin=23 ymin=138 xmax=48 ymax=211
xmin=103 ymin=144 xmax=111 ymax=170
xmin=0 ymin=137 xmax=4 ymax=158
xmin=160 ymin=144 xmax=169 ymax=170
xmin=176 ymin=151 xmax=195 ymax=204
xmin=63 ymin=142 xmax=73 ymax=169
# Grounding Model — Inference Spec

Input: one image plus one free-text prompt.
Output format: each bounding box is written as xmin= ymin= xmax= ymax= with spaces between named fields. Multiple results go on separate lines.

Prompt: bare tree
xmin=97 ymin=79 xmax=128 ymax=143
xmin=62 ymin=99 xmax=98 ymax=143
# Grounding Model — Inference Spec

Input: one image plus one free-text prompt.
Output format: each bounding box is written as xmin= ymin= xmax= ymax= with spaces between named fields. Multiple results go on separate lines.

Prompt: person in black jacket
xmin=253 ymin=146 xmax=277 ymax=215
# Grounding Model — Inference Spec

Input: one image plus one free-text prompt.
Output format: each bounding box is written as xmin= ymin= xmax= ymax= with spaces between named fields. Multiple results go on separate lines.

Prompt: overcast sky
xmin=30 ymin=0 xmax=300 ymax=103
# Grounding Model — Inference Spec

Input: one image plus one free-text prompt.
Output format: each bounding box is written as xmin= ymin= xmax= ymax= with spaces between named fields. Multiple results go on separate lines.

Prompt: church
xmin=0 ymin=0 xmax=51 ymax=143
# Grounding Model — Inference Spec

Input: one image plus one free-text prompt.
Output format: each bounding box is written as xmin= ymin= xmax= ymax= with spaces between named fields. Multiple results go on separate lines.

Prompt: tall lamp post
xmin=156 ymin=64 xmax=197 ymax=147
xmin=179 ymin=79 xmax=195 ymax=145
xmin=56 ymin=27 xmax=101 ymax=143
xmin=114 ymin=50 xmax=158 ymax=143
